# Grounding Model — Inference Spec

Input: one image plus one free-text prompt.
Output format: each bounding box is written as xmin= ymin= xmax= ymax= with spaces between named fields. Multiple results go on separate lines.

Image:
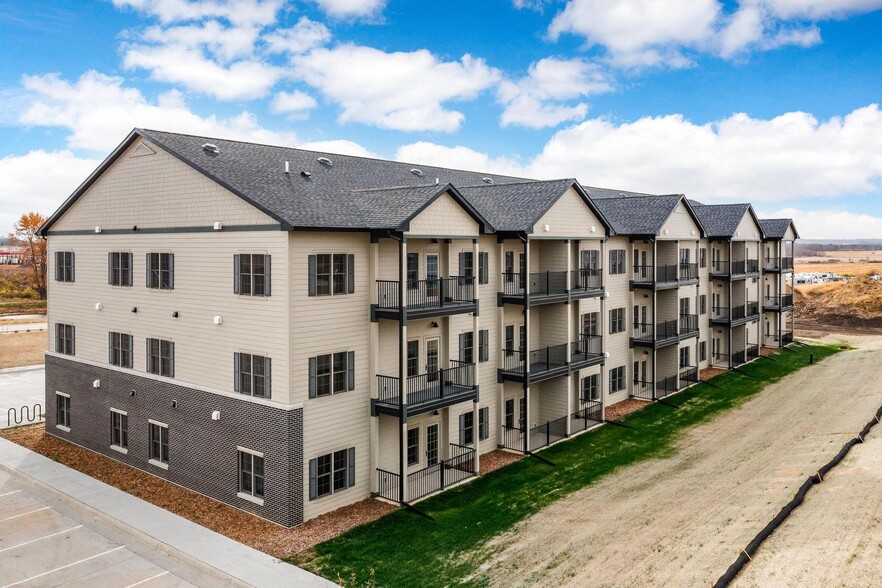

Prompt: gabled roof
xmin=582 ymin=186 xmax=658 ymax=200
xmin=351 ymin=183 xmax=489 ymax=232
xmin=758 ymin=218 xmax=800 ymax=240
xmin=591 ymin=194 xmax=703 ymax=236
xmin=457 ymin=179 xmax=611 ymax=234
xmin=691 ymin=202 xmax=763 ymax=239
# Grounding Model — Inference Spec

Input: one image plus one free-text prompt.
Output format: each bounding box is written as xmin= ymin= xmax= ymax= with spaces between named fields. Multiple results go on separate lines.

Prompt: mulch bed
xmin=480 ymin=449 xmax=524 ymax=474
xmin=700 ymin=367 xmax=727 ymax=381
xmin=0 ymin=425 xmax=396 ymax=558
xmin=604 ymin=399 xmax=650 ymax=421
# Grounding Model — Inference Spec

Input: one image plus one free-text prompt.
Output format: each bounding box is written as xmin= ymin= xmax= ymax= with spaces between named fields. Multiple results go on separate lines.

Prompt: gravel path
xmin=475 ymin=335 xmax=882 ymax=587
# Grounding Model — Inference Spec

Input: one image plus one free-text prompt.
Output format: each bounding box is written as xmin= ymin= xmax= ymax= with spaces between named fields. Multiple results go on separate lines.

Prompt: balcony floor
xmin=373 ymin=383 xmax=477 ymax=417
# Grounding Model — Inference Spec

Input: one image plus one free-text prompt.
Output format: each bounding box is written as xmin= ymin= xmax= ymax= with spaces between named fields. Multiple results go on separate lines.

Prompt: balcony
xmin=375 ymin=277 xmax=475 ymax=320
xmin=631 ymin=317 xmax=696 ymax=348
xmin=764 ymin=257 xmax=794 ymax=273
xmin=499 ymin=343 xmax=569 ymax=383
xmin=375 ymin=443 xmax=476 ymax=503
xmin=680 ymin=366 xmax=699 ymax=386
xmin=679 ymin=262 xmax=699 ymax=284
xmin=572 ymin=400 xmax=603 ymax=434
xmin=570 ymin=335 xmax=605 ymax=370
xmin=631 ymin=264 xmax=680 ymax=290
xmin=632 ymin=380 xmax=653 ymax=400
xmin=746 ymin=343 xmax=760 ymax=361
xmin=781 ymin=332 xmax=794 ymax=345
xmin=732 ymin=349 xmax=747 ymax=366
xmin=710 ymin=303 xmax=759 ymax=326
xmin=763 ymin=294 xmax=794 ymax=311
xmin=710 ymin=259 xmax=758 ymax=280
xmin=373 ymin=361 xmax=477 ymax=416
xmin=656 ymin=375 xmax=678 ymax=399
xmin=500 ymin=269 xmax=603 ymax=305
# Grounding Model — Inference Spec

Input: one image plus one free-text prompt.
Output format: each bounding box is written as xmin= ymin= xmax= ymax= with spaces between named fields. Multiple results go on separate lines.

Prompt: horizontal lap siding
xmin=531 ymin=188 xmax=603 ymax=238
xmin=660 ymin=202 xmax=701 ymax=240
xmin=405 ymin=192 xmax=479 ymax=237
xmin=605 ymin=237 xmax=631 ymax=405
xmin=735 ymin=212 xmax=762 ymax=241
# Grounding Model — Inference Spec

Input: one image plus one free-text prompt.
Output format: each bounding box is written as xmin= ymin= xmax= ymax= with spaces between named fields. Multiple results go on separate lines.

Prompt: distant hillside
xmin=796 ymin=274 xmax=882 ymax=323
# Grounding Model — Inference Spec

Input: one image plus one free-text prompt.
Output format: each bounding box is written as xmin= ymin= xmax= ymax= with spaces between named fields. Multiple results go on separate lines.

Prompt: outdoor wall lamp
xmin=131 ymin=307 xmax=137 ymax=313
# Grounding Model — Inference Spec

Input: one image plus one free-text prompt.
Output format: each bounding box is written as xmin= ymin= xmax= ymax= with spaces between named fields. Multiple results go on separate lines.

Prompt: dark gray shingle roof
xmin=591 ymin=194 xmax=685 ymax=235
xmin=691 ymin=203 xmax=752 ymax=238
xmin=758 ymin=219 xmax=794 ymax=239
xmin=582 ymin=186 xmax=658 ymax=200
xmin=457 ymin=179 xmax=578 ymax=232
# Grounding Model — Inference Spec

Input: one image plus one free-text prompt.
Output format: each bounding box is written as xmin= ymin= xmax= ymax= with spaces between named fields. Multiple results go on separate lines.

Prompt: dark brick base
xmin=45 ymin=355 xmax=303 ymax=527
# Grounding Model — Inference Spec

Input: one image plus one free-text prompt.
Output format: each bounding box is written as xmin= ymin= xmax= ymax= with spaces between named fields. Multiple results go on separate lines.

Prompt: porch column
xmin=523 ymin=236 xmax=530 ymax=453
xmin=728 ymin=240 xmax=733 ymax=368
xmin=472 ymin=237 xmax=480 ymax=472
xmin=600 ymin=236 xmax=607 ymax=421
xmin=565 ymin=239 xmax=573 ymax=436
xmin=369 ymin=235 xmax=380 ymax=493
xmin=398 ymin=238 xmax=408 ymax=503
xmin=651 ymin=239 xmax=658 ymax=400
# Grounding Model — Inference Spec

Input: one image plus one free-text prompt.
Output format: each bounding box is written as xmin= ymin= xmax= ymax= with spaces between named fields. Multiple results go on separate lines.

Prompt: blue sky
xmin=2 ymin=0 xmax=882 ymax=238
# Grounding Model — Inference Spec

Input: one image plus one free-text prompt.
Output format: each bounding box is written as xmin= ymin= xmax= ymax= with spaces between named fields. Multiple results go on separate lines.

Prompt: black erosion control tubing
xmin=714 ymin=403 xmax=882 ymax=587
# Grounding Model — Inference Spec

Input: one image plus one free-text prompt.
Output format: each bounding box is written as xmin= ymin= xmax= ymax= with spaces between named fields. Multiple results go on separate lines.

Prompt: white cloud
xmin=309 ymin=0 xmax=386 ymax=19
xmin=298 ymin=139 xmax=377 ymax=158
xmin=270 ymin=90 xmax=318 ymax=116
xmin=524 ymin=105 xmax=882 ymax=202
xmin=265 ymin=17 xmax=331 ymax=55
xmin=18 ymin=71 xmax=297 ymax=152
xmin=498 ymin=57 xmax=612 ymax=128
xmin=760 ymin=207 xmax=882 ymax=239
xmin=292 ymin=46 xmax=501 ymax=132
xmin=395 ymin=142 xmax=527 ymax=177
xmin=0 ymin=150 xmax=102 ymax=233
xmin=139 ymin=20 xmax=260 ymax=61
xmin=111 ymin=0 xmax=283 ymax=26
xmin=760 ymin=0 xmax=882 ymax=20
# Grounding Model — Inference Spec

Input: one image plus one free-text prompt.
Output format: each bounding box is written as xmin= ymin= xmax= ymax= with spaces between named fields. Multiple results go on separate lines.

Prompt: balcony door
xmin=407 ymin=253 xmax=419 ymax=289
xmin=426 ymin=422 xmax=439 ymax=466
xmin=679 ymin=297 xmax=690 ymax=317
xmin=425 ymin=253 xmax=439 ymax=299
xmin=426 ymin=337 xmax=440 ymax=382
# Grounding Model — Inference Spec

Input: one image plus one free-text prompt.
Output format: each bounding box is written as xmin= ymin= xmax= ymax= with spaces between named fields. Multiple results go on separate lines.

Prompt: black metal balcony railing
xmin=731 ymin=305 xmax=746 ymax=321
xmin=529 ymin=416 xmax=568 ymax=451
xmin=781 ymin=257 xmax=794 ymax=270
xmin=711 ymin=259 xmax=730 ymax=275
xmin=679 ymin=314 xmax=699 ymax=335
xmin=571 ymin=335 xmax=603 ymax=363
xmin=377 ymin=277 xmax=473 ymax=311
xmin=632 ymin=380 xmax=653 ymax=400
xmin=732 ymin=349 xmax=746 ymax=366
xmin=712 ymin=306 xmax=730 ymax=321
xmin=376 ymin=361 xmax=475 ymax=407
xmin=712 ymin=352 xmax=729 ymax=366
xmin=501 ymin=424 xmax=525 ymax=451
xmin=656 ymin=375 xmax=678 ymax=398
xmin=376 ymin=468 xmax=401 ymax=502
xmin=633 ymin=319 xmax=679 ymax=342
xmin=633 ymin=264 xmax=654 ymax=282
xmin=656 ymin=264 xmax=679 ymax=284
xmin=782 ymin=332 xmax=794 ymax=345
xmin=529 ymin=271 xmax=568 ymax=297
xmin=745 ymin=259 xmax=759 ymax=274
xmin=746 ymin=343 xmax=760 ymax=361
xmin=574 ymin=399 xmax=603 ymax=423
xmin=680 ymin=366 xmax=699 ymax=385
xmin=746 ymin=301 xmax=759 ymax=318
xmin=500 ymin=343 xmax=569 ymax=376
xmin=731 ymin=260 xmax=746 ymax=275
xmin=679 ymin=262 xmax=699 ymax=281
xmin=377 ymin=443 xmax=476 ymax=504
xmin=765 ymin=294 xmax=794 ymax=309
xmin=571 ymin=268 xmax=603 ymax=293
xmin=763 ymin=257 xmax=779 ymax=271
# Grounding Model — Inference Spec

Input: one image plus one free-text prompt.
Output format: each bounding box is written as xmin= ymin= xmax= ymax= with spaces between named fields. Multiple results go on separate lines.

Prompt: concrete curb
xmin=0 ymin=438 xmax=336 ymax=588
xmin=0 ymin=364 xmax=45 ymax=374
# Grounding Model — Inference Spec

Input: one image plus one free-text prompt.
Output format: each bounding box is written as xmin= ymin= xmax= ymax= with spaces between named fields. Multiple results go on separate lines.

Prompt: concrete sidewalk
xmin=0 ymin=438 xmax=335 ymax=588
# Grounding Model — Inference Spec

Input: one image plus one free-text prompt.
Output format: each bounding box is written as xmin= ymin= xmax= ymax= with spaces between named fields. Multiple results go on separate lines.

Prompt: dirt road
xmin=477 ymin=336 xmax=882 ymax=587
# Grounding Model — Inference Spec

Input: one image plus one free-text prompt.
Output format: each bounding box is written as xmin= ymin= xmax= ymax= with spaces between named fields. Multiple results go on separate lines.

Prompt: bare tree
xmin=10 ymin=212 xmax=48 ymax=299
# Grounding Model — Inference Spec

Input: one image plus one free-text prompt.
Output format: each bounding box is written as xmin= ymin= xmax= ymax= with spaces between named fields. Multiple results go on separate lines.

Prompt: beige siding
xmin=783 ymin=226 xmax=796 ymax=240
xmin=604 ymin=236 xmax=632 ymax=405
xmin=46 ymin=230 xmax=290 ymax=404
xmin=531 ymin=187 xmax=604 ymax=238
xmin=659 ymin=202 xmax=701 ymax=240
xmin=734 ymin=212 xmax=762 ymax=241
xmin=52 ymin=140 xmax=275 ymax=231
xmin=405 ymin=192 xmax=479 ymax=237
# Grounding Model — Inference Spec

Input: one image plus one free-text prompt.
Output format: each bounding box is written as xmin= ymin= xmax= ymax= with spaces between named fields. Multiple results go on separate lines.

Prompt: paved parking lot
xmin=0 ymin=367 xmax=44 ymax=429
xmin=0 ymin=468 xmax=230 ymax=587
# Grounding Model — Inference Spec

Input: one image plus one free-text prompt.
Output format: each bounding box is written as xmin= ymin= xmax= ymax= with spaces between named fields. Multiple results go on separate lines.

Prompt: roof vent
xmin=202 ymin=143 xmax=220 ymax=155
xmin=317 ymin=157 xmax=332 ymax=166
xmin=410 ymin=168 xmax=423 ymax=177
xmin=482 ymin=177 xmax=493 ymax=184
xmin=301 ymin=171 xmax=311 ymax=178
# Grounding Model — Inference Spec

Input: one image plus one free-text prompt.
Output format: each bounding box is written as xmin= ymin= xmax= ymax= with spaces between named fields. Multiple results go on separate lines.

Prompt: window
xmin=108 ymin=332 xmax=133 ymax=368
xmin=149 ymin=421 xmax=169 ymax=465
xmin=700 ymin=341 xmax=707 ymax=362
xmin=146 ymin=253 xmax=174 ymax=289
xmin=55 ymin=251 xmax=75 ymax=282
xmin=459 ymin=252 xmax=474 ymax=279
xmin=459 ymin=411 xmax=474 ymax=445
xmin=478 ymin=252 xmax=489 ymax=285
xmin=609 ymin=366 xmax=625 ymax=393
xmin=680 ymin=347 xmax=690 ymax=369
xmin=234 ymin=254 xmax=271 ymax=296
xmin=309 ymin=351 xmax=354 ymax=398
xmin=519 ymin=397 xmax=527 ymax=430
xmin=406 ymin=253 xmax=419 ymax=288
xmin=406 ymin=340 xmax=419 ymax=377
xmin=459 ymin=332 xmax=474 ymax=364
xmin=111 ymin=409 xmax=128 ymax=449
xmin=581 ymin=249 xmax=600 ymax=270
xmin=504 ymin=325 xmax=515 ymax=356
xmin=581 ymin=312 xmax=599 ymax=337
xmin=581 ymin=374 xmax=600 ymax=402
xmin=479 ymin=407 xmax=489 ymax=441
xmin=478 ymin=330 xmax=489 ymax=363
xmin=505 ymin=399 xmax=515 ymax=429
xmin=108 ymin=252 xmax=132 ymax=287
xmin=235 ymin=353 xmax=272 ymax=398
xmin=55 ymin=324 xmax=75 ymax=355
xmin=407 ymin=428 xmax=420 ymax=466
xmin=239 ymin=449 xmax=265 ymax=500
xmin=56 ymin=393 xmax=70 ymax=430
xmin=309 ymin=253 xmax=354 ymax=296
xmin=609 ymin=250 xmax=625 ymax=275
xmin=146 ymin=338 xmax=174 ymax=377
xmin=310 ymin=448 xmax=354 ymax=500
xmin=609 ymin=308 xmax=625 ymax=334
xmin=700 ymin=248 xmax=708 ymax=268
xmin=504 ymin=251 xmax=515 ymax=283
xmin=520 ymin=325 xmax=527 ymax=352
xmin=700 ymin=295 xmax=707 ymax=315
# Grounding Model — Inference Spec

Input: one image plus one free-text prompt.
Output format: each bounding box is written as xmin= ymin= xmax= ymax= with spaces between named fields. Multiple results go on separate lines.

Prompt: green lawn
xmin=294 ymin=343 xmax=841 ymax=587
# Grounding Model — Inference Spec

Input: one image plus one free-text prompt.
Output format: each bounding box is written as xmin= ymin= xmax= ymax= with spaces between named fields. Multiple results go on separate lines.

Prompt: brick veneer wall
xmin=44 ymin=354 xmax=303 ymax=527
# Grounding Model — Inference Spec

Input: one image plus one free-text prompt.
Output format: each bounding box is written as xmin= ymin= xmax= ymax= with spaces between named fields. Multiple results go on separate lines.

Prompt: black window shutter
xmin=127 ymin=334 xmax=133 ymax=367
xmin=459 ymin=333 xmax=466 ymax=362
xmin=126 ymin=253 xmax=133 ymax=286
xmin=108 ymin=332 xmax=113 ymax=364
xmin=54 ymin=252 xmax=61 ymax=281
xmin=480 ymin=252 xmax=488 ymax=284
xmin=108 ymin=253 xmax=113 ymax=285
xmin=265 ymin=255 xmax=272 ymax=296
xmin=168 ymin=253 xmax=174 ymax=289
xmin=69 ymin=326 xmax=75 ymax=355
xmin=481 ymin=407 xmax=489 ymax=440
xmin=347 ymin=351 xmax=355 ymax=391
xmin=480 ymin=330 xmax=488 ymax=362
xmin=146 ymin=338 xmax=152 ymax=372
xmin=168 ymin=341 xmax=175 ymax=377
xmin=458 ymin=252 xmax=466 ymax=277
xmin=308 ymin=356 xmax=317 ymax=398
xmin=70 ymin=252 xmax=75 ymax=282
xmin=459 ymin=414 xmax=466 ymax=445
xmin=347 ymin=447 xmax=355 ymax=487
xmin=264 ymin=357 xmax=272 ymax=398
xmin=308 ymin=255 xmax=317 ymax=296
xmin=233 ymin=352 xmax=241 ymax=392
xmin=146 ymin=253 xmax=152 ymax=288
xmin=346 ymin=254 xmax=355 ymax=294
xmin=308 ymin=458 xmax=317 ymax=500
xmin=233 ymin=255 xmax=241 ymax=294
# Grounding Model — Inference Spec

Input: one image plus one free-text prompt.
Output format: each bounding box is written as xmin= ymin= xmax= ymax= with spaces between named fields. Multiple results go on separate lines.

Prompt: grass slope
xmin=295 ymin=344 xmax=840 ymax=587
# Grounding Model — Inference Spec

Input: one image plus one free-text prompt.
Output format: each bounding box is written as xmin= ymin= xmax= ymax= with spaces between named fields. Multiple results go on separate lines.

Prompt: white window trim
xmin=56 ymin=391 xmax=70 ymax=398
xmin=237 ymin=446 xmax=264 ymax=458
xmin=237 ymin=491 xmax=265 ymax=506
xmin=55 ymin=391 xmax=70 ymax=431
xmin=148 ymin=418 xmax=168 ymax=427
xmin=110 ymin=407 xmax=127 ymax=416
xmin=148 ymin=458 xmax=169 ymax=470
xmin=110 ymin=444 xmax=129 ymax=455
xmin=56 ymin=425 xmax=70 ymax=433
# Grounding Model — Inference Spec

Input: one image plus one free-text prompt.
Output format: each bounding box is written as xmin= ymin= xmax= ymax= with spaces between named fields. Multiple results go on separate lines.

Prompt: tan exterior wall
xmin=734 ymin=212 xmax=762 ymax=241
xmin=405 ymin=192 xmax=479 ymax=237
xmin=660 ymin=202 xmax=701 ymax=240
xmin=531 ymin=187 xmax=604 ymax=238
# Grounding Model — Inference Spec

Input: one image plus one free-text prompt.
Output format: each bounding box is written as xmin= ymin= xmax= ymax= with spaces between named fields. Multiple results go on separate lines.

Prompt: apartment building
xmin=759 ymin=219 xmax=799 ymax=347
xmin=38 ymin=129 xmax=797 ymax=527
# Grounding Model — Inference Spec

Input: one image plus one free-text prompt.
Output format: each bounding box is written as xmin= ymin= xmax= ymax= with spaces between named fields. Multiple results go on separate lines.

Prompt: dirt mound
xmin=796 ymin=273 xmax=882 ymax=320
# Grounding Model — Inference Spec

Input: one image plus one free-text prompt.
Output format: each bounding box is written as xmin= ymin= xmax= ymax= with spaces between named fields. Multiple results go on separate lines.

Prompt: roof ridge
xmin=459 ymin=178 xmax=571 ymax=189
xmin=351 ymin=184 xmax=439 ymax=193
